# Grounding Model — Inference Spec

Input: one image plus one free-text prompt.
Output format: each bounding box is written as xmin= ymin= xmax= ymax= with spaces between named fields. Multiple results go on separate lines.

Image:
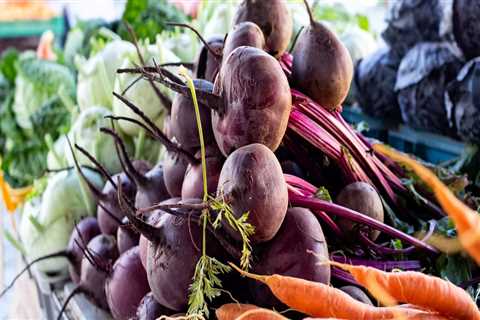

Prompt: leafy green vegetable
xmin=13 ymin=54 xmax=75 ymax=132
xmin=0 ymin=48 xmax=19 ymax=85
xmin=118 ymin=0 xmax=188 ymax=43
xmin=435 ymin=254 xmax=474 ymax=286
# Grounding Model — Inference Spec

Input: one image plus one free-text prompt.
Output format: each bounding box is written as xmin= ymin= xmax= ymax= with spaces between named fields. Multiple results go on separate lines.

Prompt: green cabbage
xmin=66 ymin=106 xmax=134 ymax=175
xmin=20 ymin=168 xmax=104 ymax=274
xmin=13 ymin=54 xmax=75 ymax=133
xmin=76 ymin=40 xmax=135 ymax=110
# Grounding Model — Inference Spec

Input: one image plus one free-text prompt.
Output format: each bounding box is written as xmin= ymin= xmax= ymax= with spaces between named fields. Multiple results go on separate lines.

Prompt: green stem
xmin=180 ymin=67 xmax=208 ymax=257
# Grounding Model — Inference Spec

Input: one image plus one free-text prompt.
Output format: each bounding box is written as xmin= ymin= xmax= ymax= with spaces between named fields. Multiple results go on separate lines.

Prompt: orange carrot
xmin=216 ymin=303 xmax=258 ymax=320
xmin=373 ymin=143 xmax=480 ymax=264
xmin=304 ymin=314 xmax=449 ymax=320
xmin=235 ymin=308 xmax=288 ymax=320
xmin=330 ymin=261 xmax=480 ymax=320
xmin=229 ymin=263 xmax=431 ymax=320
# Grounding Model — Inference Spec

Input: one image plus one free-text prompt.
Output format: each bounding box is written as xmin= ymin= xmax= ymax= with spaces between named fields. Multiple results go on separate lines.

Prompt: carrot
xmin=330 ymin=261 xmax=480 ymax=320
xmin=373 ymin=143 xmax=480 ymax=264
xmin=0 ymin=172 xmax=16 ymax=212
xmin=216 ymin=303 xmax=258 ymax=320
xmin=229 ymin=263 xmax=431 ymax=320
xmin=235 ymin=308 xmax=288 ymax=320
xmin=304 ymin=314 xmax=449 ymax=320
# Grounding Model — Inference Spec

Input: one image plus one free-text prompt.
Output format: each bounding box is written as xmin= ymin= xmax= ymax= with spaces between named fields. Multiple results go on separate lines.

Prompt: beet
xmin=106 ymin=246 xmax=150 ymax=320
xmin=194 ymin=36 xmax=224 ymax=83
xmin=223 ymin=21 xmax=266 ymax=58
xmin=181 ymin=146 xmax=224 ymax=200
xmin=56 ymin=234 xmax=119 ymax=319
xmin=79 ymin=234 xmax=119 ymax=310
xmin=146 ymin=212 xmax=226 ymax=311
xmin=97 ymin=171 xmax=138 ymax=235
xmin=217 ymin=143 xmax=288 ymax=243
xmin=68 ymin=217 xmax=101 ymax=284
xmin=138 ymin=198 xmax=180 ymax=270
xmin=136 ymin=292 xmax=175 ymax=320
xmin=170 ymin=79 xmax=215 ymax=151
xmin=453 ymin=0 xmax=480 ymax=59
xmin=0 ymin=217 xmax=101 ymax=298
xmin=339 ymin=285 xmax=373 ymax=305
xmin=336 ymin=182 xmax=384 ymax=241
xmin=212 ymin=46 xmax=291 ymax=155
xmin=163 ymin=151 xmax=189 ymax=197
xmin=117 ymin=218 xmax=140 ymax=255
xmin=134 ymin=164 xmax=170 ymax=209
xmin=233 ymin=0 xmax=292 ymax=57
xmin=249 ymin=207 xmax=330 ymax=308
xmin=291 ymin=0 xmax=353 ymax=111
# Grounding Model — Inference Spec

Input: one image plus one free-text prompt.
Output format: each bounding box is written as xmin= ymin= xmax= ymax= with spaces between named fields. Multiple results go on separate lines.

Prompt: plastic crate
xmin=0 ymin=16 xmax=65 ymax=39
xmin=341 ymin=106 xmax=465 ymax=164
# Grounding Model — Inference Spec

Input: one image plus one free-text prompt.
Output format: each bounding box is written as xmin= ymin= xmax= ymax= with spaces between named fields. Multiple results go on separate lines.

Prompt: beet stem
xmin=124 ymin=22 xmax=172 ymax=110
xmin=289 ymin=26 xmax=304 ymax=52
xmin=290 ymin=194 xmax=439 ymax=254
xmin=66 ymin=137 xmax=105 ymax=201
xmin=111 ymin=92 xmax=199 ymax=165
xmin=105 ymin=116 xmax=156 ymax=139
xmin=303 ymin=0 xmax=315 ymax=25
xmin=137 ymin=201 xmax=209 ymax=214
xmin=121 ymin=74 xmax=143 ymax=96
xmin=166 ymin=22 xmax=222 ymax=59
xmin=116 ymin=178 xmax=164 ymax=243
xmin=74 ymin=143 xmax=117 ymax=189
xmin=0 ymin=250 xmax=69 ymax=298
xmin=56 ymin=285 xmax=82 ymax=320
xmin=97 ymin=202 xmax=124 ymax=226
xmin=99 ymin=127 xmax=150 ymax=185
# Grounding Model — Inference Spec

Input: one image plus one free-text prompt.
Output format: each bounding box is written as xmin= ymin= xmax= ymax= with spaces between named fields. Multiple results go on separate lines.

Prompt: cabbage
xmin=20 ymin=168 xmax=104 ymax=274
xmin=76 ymin=40 xmax=135 ymax=110
xmin=395 ymin=42 xmax=463 ymax=134
xmin=353 ymin=47 xmax=401 ymax=119
xmin=453 ymin=0 xmax=480 ymax=59
xmin=381 ymin=0 xmax=453 ymax=57
xmin=112 ymin=39 xmax=179 ymax=137
xmin=13 ymin=54 xmax=75 ymax=132
xmin=66 ymin=106 xmax=134 ymax=175
xmin=341 ymin=27 xmax=377 ymax=65
xmin=47 ymin=135 xmax=68 ymax=170
xmin=445 ymin=57 xmax=480 ymax=143
xmin=197 ymin=0 xmax=237 ymax=39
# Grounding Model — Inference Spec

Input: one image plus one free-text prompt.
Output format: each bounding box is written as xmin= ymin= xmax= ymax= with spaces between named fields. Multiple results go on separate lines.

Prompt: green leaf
xmin=356 ymin=14 xmax=370 ymax=31
xmin=4 ymin=229 xmax=26 ymax=255
xmin=118 ymin=0 xmax=188 ymax=43
xmin=0 ymin=48 xmax=19 ymax=84
xmin=315 ymin=186 xmax=332 ymax=202
xmin=435 ymin=254 xmax=473 ymax=286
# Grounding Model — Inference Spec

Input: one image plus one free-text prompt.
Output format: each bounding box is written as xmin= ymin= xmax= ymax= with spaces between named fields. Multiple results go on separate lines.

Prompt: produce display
xmin=0 ymin=1 xmax=479 ymax=320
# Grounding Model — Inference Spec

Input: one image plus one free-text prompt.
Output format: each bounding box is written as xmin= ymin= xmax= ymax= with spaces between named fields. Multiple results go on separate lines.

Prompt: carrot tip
xmin=228 ymin=262 xmax=267 ymax=283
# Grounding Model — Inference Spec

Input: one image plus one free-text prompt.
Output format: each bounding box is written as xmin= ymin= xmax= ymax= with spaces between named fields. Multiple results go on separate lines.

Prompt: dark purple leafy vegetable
xmin=453 ymin=0 xmax=480 ymax=59
xmin=381 ymin=0 xmax=452 ymax=56
xmin=353 ymin=48 xmax=401 ymax=119
xmin=445 ymin=57 xmax=480 ymax=143
xmin=395 ymin=42 xmax=463 ymax=134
